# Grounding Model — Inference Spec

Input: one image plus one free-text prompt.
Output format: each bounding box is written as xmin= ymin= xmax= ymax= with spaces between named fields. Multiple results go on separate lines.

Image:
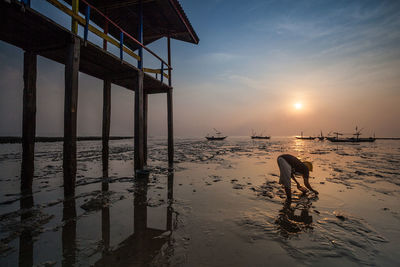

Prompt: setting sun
xmin=294 ymin=102 xmax=303 ymax=110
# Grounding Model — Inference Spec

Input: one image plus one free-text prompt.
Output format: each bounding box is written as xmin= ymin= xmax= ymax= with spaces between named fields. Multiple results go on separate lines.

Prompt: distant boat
xmin=317 ymin=131 xmax=325 ymax=141
xmin=250 ymin=129 xmax=270 ymax=139
xmin=206 ymin=128 xmax=227 ymax=141
xmin=326 ymin=127 xmax=376 ymax=143
xmin=327 ymin=137 xmax=376 ymax=143
xmin=251 ymin=135 xmax=271 ymax=140
xmin=295 ymin=131 xmax=315 ymax=140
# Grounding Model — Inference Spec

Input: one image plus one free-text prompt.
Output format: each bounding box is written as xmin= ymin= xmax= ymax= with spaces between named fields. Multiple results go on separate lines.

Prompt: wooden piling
xmin=143 ymin=93 xmax=148 ymax=166
xmin=167 ymin=171 xmax=174 ymax=231
xmin=21 ymin=51 xmax=37 ymax=192
xmin=167 ymin=36 xmax=174 ymax=168
xmin=102 ymin=19 xmax=111 ymax=165
xmin=102 ymin=79 xmax=111 ymax=156
xmin=102 ymin=149 xmax=109 ymax=192
xmin=63 ymin=37 xmax=80 ymax=196
xmin=134 ymin=71 xmax=145 ymax=170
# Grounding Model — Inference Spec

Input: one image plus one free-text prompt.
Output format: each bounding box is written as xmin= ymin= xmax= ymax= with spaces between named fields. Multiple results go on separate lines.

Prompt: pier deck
xmin=1 ymin=0 xmax=198 ymax=195
xmin=0 ymin=1 xmax=170 ymax=94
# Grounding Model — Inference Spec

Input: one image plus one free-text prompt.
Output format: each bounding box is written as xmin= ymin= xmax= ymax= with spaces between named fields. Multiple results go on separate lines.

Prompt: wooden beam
xmin=21 ymin=51 xmax=37 ymax=192
xmin=63 ymin=36 xmax=80 ymax=196
xmin=134 ymin=71 xmax=145 ymax=170
xmin=30 ymin=43 xmax=66 ymax=54
xmin=167 ymin=36 xmax=173 ymax=168
xmin=109 ymin=71 xmax=137 ymax=81
xmin=102 ymin=79 xmax=111 ymax=158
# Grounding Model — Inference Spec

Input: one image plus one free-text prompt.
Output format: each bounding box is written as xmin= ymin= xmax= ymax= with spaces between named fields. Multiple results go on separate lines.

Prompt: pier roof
xmin=68 ymin=0 xmax=199 ymax=50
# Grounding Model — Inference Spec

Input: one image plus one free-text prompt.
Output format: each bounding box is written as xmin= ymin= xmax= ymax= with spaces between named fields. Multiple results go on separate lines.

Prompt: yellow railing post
xmin=71 ymin=0 xmax=79 ymax=34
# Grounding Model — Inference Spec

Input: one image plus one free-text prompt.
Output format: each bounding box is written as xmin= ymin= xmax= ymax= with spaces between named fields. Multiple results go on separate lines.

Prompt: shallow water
xmin=0 ymin=137 xmax=399 ymax=266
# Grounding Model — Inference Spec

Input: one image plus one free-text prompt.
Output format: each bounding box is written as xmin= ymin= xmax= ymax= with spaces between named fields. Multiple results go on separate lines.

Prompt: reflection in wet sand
xmin=95 ymin=171 xmax=174 ymax=266
xmin=167 ymin=171 xmax=174 ymax=231
xmin=276 ymin=197 xmax=313 ymax=238
xmin=101 ymin=150 xmax=110 ymax=255
xmin=19 ymin=190 xmax=33 ymax=267
xmin=62 ymin=143 xmax=77 ymax=267
xmin=62 ymin=196 xmax=77 ymax=267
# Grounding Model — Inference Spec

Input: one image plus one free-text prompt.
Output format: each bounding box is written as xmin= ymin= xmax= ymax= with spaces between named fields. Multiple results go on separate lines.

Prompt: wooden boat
xmin=295 ymin=131 xmax=315 ymax=140
xmin=326 ymin=137 xmax=376 ymax=143
xmin=206 ymin=136 xmax=227 ymax=141
xmin=206 ymin=128 xmax=227 ymax=141
xmin=251 ymin=135 xmax=270 ymax=140
xmin=317 ymin=131 xmax=325 ymax=141
xmin=250 ymin=129 xmax=270 ymax=139
xmin=327 ymin=127 xmax=376 ymax=143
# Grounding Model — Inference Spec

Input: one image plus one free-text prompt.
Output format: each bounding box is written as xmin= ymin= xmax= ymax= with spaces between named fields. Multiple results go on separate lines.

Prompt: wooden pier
xmin=0 ymin=0 xmax=198 ymax=195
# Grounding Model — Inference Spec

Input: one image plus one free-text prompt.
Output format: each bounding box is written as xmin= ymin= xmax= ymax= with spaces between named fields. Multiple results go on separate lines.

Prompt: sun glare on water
xmin=294 ymin=102 xmax=303 ymax=110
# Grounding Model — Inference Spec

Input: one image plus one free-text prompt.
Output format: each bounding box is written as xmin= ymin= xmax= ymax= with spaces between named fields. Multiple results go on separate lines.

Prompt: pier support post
xmin=167 ymin=36 xmax=174 ymax=168
xmin=63 ymin=37 xmax=80 ymax=196
xmin=167 ymin=89 xmax=173 ymax=168
xmin=134 ymin=0 xmax=145 ymax=171
xmin=167 ymin=170 xmax=174 ymax=231
xmin=143 ymin=93 xmax=148 ymax=166
xmin=167 ymin=89 xmax=173 ymax=167
xmin=134 ymin=71 xmax=145 ymax=170
xmin=21 ymin=51 xmax=37 ymax=192
xmin=102 ymin=79 xmax=111 ymax=159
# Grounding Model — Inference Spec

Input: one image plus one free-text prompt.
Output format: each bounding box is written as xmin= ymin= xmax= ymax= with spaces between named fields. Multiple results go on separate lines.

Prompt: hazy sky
xmin=1 ymin=0 xmax=400 ymax=137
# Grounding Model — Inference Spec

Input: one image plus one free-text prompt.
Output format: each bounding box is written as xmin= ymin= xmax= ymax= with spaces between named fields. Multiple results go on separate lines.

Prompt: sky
xmin=1 ymin=0 xmax=400 ymax=137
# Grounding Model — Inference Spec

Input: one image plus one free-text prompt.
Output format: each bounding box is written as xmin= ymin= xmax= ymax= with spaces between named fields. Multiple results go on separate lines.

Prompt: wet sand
xmin=0 ymin=137 xmax=399 ymax=266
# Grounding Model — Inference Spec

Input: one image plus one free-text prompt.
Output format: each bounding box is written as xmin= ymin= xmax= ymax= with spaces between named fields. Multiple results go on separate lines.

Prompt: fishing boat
xmin=250 ymin=129 xmax=270 ymax=139
xmin=326 ymin=127 xmax=376 ymax=143
xmin=317 ymin=131 xmax=325 ymax=141
xmin=206 ymin=128 xmax=227 ymax=141
xmin=251 ymin=135 xmax=271 ymax=140
xmin=295 ymin=131 xmax=315 ymax=140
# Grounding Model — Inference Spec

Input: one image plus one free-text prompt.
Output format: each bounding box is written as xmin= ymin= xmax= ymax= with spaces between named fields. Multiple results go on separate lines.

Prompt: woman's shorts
xmin=277 ymin=156 xmax=292 ymax=189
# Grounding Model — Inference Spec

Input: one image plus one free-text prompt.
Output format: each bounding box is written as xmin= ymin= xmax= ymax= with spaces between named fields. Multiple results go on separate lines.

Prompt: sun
xmin=294 ymin=102 xmax=303 ymax=110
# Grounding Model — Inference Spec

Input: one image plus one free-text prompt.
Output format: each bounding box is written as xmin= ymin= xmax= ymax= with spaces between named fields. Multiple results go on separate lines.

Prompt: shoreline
xmin=1 ymin=136 xmax=399 ymax=144
xmin=0 ymin=136 xmax=133 ymax=144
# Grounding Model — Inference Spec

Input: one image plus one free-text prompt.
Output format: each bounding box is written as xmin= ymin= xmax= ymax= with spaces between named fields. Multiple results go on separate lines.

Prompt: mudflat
xmin=0 ymin=137 xmax=399 ymax=266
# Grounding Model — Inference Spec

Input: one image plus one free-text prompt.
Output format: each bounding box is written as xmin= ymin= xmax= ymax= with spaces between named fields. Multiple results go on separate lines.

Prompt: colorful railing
xmin=20 ymin=0 xmax=170 ymax=82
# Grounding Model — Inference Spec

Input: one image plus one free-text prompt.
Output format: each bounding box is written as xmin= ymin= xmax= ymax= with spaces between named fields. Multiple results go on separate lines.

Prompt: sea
xmin=0 ymin=137 xmax=399 ymax=266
